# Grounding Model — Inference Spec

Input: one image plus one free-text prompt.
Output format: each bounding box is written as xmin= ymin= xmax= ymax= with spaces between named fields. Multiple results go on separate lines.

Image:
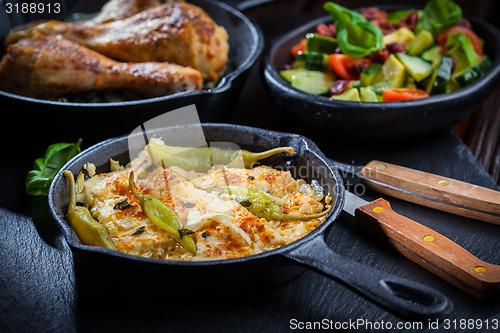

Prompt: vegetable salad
xmin=280 ymin=0 xmax=491 ymax=102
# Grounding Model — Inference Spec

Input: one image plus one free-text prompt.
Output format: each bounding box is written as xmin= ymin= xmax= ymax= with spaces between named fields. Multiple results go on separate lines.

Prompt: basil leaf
xmin=114 ymin=199 xmax=131 ymax=210
xmin=178 ymin=228 xmax=194 ymax=238
xmin=26 ymin=138 xmax=82 ymax=196
xmin=324 ymin=2 xmax=383 ymax=58
xmin=180 ymin=200 xmax=196 ymax=208
xmin=132 ymin=226 xmax=145 ymax=236
xmin=419 ymin=0 xmax=462 ymax=37
xmin=445 ymin=32 xmax=480 ymax=72
xmin=239 ymin=199 xmax=252 ymax=207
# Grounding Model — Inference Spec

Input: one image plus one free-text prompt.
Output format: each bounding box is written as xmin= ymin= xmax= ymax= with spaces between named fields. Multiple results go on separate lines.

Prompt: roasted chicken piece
xmin=88 ymin=0 xmax=170 ymax=24
xmin=6 ymin=1 xmax=229 ymax=81
xmin=0 ymin=36 xmax=203 ymax=99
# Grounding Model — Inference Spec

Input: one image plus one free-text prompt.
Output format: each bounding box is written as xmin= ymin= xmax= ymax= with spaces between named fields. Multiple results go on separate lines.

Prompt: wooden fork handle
xmin=355 ymin=198 xmax=500 ymax=301
xmin=361 ymin=160 xmax=500 ymax=225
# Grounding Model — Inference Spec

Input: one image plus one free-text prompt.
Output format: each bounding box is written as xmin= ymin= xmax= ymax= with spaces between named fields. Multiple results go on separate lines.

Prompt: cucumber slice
xmin=296 ymin=51 xmax=328 ymax=71
xmin=396 ymin=53 xmax=433 ymax=82
xmin=306 ymin=34 xmax=338 ymax=54
xmin=331 ymin=88 xmax=360 ymax=101
xmin=426 ymin=55 xmax=453 ymax=95
xmin=452 ymin=56 xmax=492 ymax=87
xmin=360 ymin=64 xmax=382 ymax=86
xmin=280 ymin=69 xmax=335 ymax=95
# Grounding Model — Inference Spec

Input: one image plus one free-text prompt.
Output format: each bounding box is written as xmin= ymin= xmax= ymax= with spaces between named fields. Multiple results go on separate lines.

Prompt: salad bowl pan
xmin=0 ymin=0 xmax=263 ymax=141
xmin=48 ymin=123 xmax=450 ymax=319
xmin=262 ymin=7 xmax=500 ymax=141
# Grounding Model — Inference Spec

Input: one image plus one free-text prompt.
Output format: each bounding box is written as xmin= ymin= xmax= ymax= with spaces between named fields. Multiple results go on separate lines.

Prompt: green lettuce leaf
xmin=26 ymin=138 xmax=82 ymax=196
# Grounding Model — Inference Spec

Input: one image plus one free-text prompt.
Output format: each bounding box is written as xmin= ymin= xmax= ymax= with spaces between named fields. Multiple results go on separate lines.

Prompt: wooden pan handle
xmin=355 ymin=198 xmax=500 ymax=301
xmin=361 ymin=160 xmax=500 ymax=225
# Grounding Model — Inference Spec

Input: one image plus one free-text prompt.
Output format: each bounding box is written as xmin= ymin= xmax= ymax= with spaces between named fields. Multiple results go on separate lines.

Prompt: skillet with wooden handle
xmin=48 ymin=124 xmax=453 ymax=320
xmin=333 ymin=159 xmax=500 ymax=300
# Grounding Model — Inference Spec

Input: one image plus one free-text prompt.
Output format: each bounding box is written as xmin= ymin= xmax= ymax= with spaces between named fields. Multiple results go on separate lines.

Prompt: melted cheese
xmin=79 ymin=163 xmax=328 ymax=261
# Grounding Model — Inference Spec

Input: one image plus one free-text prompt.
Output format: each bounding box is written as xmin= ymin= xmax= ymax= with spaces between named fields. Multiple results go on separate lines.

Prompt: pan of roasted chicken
xmin=0 ymin=0 xmax=263 ymax=139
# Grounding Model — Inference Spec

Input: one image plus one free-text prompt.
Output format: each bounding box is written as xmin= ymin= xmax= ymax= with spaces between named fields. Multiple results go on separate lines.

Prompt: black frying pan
xmin=0 ymin=0 xmax=263 ymax=141
xmin=48 ymin=123 xmax=451 ymax=319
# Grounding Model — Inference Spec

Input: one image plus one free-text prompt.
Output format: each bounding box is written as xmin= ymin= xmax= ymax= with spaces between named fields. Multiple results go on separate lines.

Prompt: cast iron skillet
xmin=48 ymin=123 xmax=451 ymax=319
xmin=0 ymin=0 xmax=263 ymax=139
xmin=262 ymin=7 xmax=500 ymax=141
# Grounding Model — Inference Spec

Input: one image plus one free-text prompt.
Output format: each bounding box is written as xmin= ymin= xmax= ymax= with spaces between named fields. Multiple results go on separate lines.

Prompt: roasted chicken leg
xmin=6 ymin=1 xmax=229 ymax=81
xmin=0 ymin=36 xmax=203 ymax=99
xmin=88 ymin=0 xmax=170 ymax=24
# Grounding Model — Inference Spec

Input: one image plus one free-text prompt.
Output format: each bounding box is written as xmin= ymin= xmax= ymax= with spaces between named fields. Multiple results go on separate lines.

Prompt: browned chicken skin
xmin=0 ymin=36 xmax=203 ymax=99
xmin=88 ymin=0 xmax=171 ymax=24
xmin=6 ymin=1 xmax=229 ymax=81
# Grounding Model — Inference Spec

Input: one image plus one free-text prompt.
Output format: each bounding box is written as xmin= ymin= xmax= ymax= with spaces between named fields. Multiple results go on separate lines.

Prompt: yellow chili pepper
xmin=216 ymin=186 xmax=332 ymax=221
xmin=63 ymin=170 xmax=115 ymax=249
xmin=146 ymin=142 xmax=295 ymax=172
xmin=128 ymin=171 xmax=196 ymax=254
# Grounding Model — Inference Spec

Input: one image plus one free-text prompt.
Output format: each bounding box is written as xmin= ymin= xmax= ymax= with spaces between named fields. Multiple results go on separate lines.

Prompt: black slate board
xmin=1 ymin=12 xmax=500 ymax=333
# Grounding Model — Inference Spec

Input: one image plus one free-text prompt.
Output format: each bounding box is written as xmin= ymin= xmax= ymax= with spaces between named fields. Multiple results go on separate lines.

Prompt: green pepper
xmin=128 ymin=171 xmax=196 ymax=254
xmin=418 ymin=0 xmax=462 ymax=37
xmin=323 ymin=2 xmax=383 ymax=58
xmin=215 ymin=186 xmax=332 ymax=221
xmin=63 ymin=171 xmax=115 ymax=249
xmin=445 ymin=32 xmax=480 ymax=72
xmin=146 ymin=142 xmax=295 ymax=172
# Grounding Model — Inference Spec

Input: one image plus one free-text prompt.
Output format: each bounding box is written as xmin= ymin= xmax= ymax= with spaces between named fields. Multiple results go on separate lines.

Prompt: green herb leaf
xmin=114 ymin=199 xmax=131 ymax=210
xmin=445 ymin=32 xmax=479 ymax=72
xmin=178 ymin=228 xmax=195 ymax=238
xmin=419 ymin=0 xmax=462 ymax=37
xmin=202 ymin=231 xmax=210 ymax=239
xmin=324 ymin=2 xmax=383 ymax=58
xmin=26 ymin=138 xmax=83 ymax=196
xmin=239 ymin=199 xmax=252 ymax=207
xmin=180 ymin=200 xmax=196 ymax=208
xmin=132 ymin=226 xmax=145 ymax=236
xmin=248 ymin=176 xmax=255 ymax=180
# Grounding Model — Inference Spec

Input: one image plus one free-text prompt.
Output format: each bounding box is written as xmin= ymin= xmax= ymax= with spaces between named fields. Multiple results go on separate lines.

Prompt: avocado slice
xmin=359 ymin=87 xmax=378 ymax=102
xmin=406 ymin=30 xmax=434 ymax=56
xmin=421 ymin=45 xmax=442 ymax=68
xmin=371 ymin=54 xmax=406 ymax=93
xmin=331 ymin=88 xmax=361 ymax=101
xmin=383 ymin=27 xmax=415 ymax=46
